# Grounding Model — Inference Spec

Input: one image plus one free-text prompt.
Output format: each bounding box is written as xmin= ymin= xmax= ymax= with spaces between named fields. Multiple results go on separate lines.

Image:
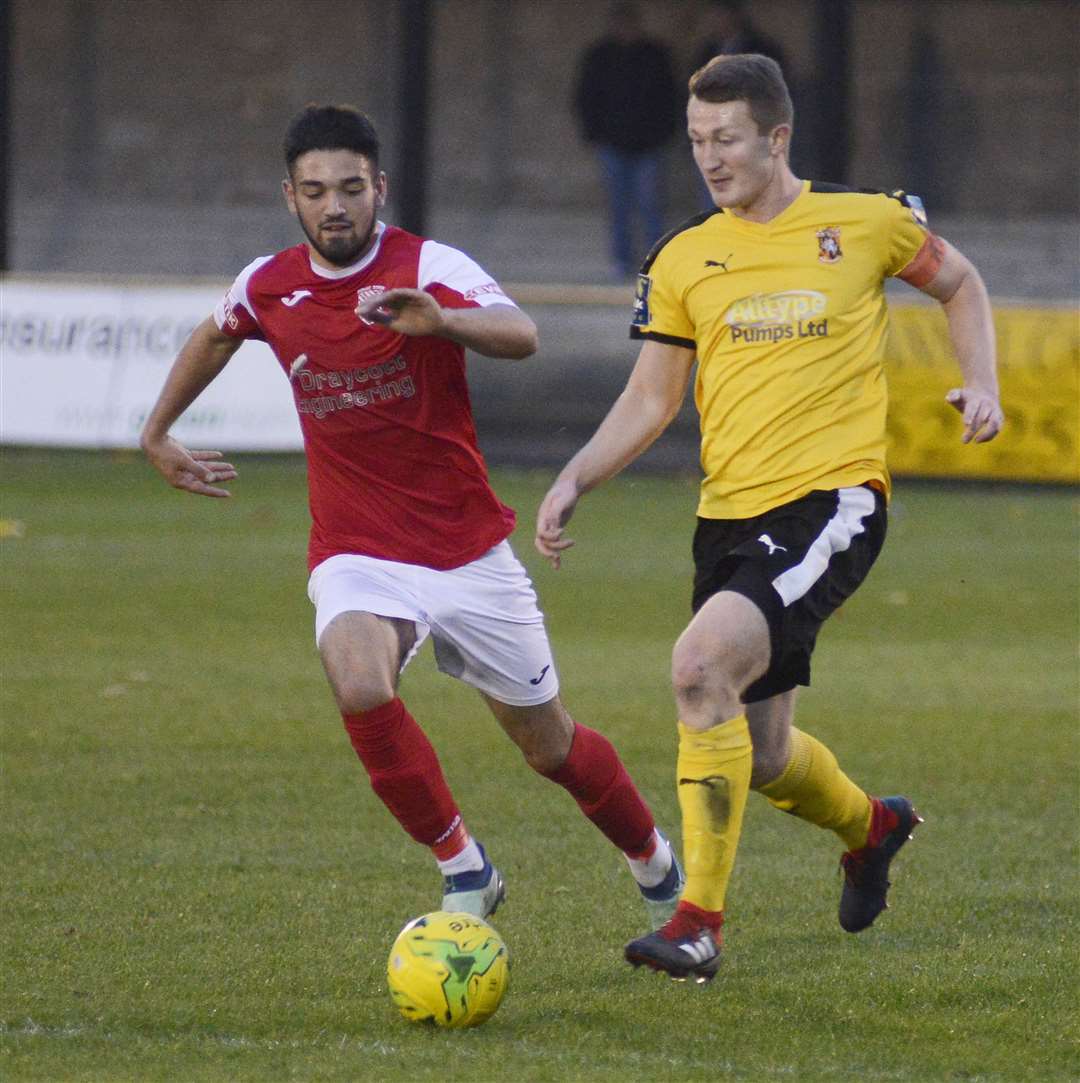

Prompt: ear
xmin=282 ymin=176 xmax=298 ymax=215
xmin=374 ymin=170 xmax=388 ymax=209
xmin=769 ymin=124 xmax=792 ymax=158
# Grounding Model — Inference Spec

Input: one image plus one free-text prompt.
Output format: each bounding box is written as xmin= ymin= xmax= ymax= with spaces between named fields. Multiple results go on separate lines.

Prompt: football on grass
xmin=387 ymin=911 xmax=509 ymax=1027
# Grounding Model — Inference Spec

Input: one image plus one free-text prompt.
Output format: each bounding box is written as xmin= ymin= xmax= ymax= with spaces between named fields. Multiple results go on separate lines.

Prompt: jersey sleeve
xmin=882 ymin=191 xmax=943 ymax=285
xmin=418 ymin=241 xmax=517 ymax=309
xmin=212 ymin=255 xmax=273 ymax=339
xmin=629 ymin=246 xmax=696 ymax=347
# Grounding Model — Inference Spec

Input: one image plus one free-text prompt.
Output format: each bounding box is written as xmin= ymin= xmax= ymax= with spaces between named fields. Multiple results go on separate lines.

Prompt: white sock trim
xmin=436 ymin=838 xmax=484 ymax=876
xmin=625 ymin=829 xmax=673 ymax=888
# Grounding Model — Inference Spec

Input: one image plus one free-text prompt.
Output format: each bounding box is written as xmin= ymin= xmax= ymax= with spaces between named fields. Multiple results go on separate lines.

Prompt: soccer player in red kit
xmin=140 ymin=104 xmax=683 ymax=929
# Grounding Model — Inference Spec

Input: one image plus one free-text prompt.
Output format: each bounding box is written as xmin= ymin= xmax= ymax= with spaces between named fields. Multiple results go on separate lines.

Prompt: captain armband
xmin=897 ymin=233 xmax=946 ymax=288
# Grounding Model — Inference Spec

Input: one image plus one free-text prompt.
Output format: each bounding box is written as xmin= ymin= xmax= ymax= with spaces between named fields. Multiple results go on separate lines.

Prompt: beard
xmin=298 ymin=213 xmax=377 ymax=268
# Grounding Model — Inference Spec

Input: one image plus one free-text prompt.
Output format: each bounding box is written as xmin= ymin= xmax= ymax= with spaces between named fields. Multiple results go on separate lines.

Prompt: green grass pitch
xmin=2 ymin=449 xmax=1077 ymax=1082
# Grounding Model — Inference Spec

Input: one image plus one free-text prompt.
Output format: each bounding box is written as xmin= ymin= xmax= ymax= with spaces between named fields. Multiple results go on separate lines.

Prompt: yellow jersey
xmin=631 ymin=180 xmax=939 ymax=519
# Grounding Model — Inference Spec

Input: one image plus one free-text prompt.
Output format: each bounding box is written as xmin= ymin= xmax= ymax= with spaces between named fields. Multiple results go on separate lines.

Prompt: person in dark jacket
xmin=691 ymin=0 xmax=788 ymax=76
xmin=690 ymin=0 xmax=789 ymax=207
xmin=573 ymin=3 xmax=679 ymax=280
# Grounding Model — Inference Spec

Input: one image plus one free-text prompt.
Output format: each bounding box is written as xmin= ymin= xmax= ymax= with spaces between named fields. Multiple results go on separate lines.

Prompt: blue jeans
xmin=596 ymin=145 xmax=666 ymax=278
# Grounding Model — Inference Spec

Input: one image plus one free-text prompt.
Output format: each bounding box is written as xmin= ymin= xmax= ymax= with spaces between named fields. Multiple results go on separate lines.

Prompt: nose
xmin=700 ymin=144 xmax=723 ymax=172
xmin=325 ymin=190 xmax=346 ymax=216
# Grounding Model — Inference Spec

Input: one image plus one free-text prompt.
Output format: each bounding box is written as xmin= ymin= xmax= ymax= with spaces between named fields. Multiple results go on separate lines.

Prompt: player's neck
xmin=306 ymin=241 xmax=375 ymax=274
xmin=728 ymin=168 xmax=803 ymax=225
xmin=305 ymin=222 xmax=383 ymax=274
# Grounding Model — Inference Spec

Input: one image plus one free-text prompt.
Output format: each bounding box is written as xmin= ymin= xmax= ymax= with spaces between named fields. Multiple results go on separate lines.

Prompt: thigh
xmin=693 ymin=486 xmax=886 ymax=701
xmin=319 ymin=610 xmax=417 ymax=713
xmin=635 ymin=151 xmax=665 ymax=214
xmin=308 ymin=553 xmax=429 ymax=648
xmin=599 ymin=147 xmax=634 ymax=203
xmin=674 ymin=588 xmax=772 ymax=694
xmin=419 ymin=542 xmax=560 ymax=708
xmin=307 ymin=553 xmax=429 ymax=713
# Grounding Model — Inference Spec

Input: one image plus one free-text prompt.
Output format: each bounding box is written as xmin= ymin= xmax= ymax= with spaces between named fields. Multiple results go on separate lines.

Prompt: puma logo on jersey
xmin=758 ymin=534 xmax=787 ymax=555
xmin=282 ymin=289 xmax=313 ymax=307
xmin=704 ymin=253 xmax=734 ymax=271
xmin=289 ymin=353 xmax=309 ymax=380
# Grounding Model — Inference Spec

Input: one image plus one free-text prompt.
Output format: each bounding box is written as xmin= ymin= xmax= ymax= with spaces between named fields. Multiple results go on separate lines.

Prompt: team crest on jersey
xmin=632 ymin=274 xmax=652 ymax=326
xmin=356 ymin=284 xmax=388 ymax=325
xmin=816 ymin=227 xmax=843 ymax=263
xmin=357 ymin=284 xmax=387 ymax=304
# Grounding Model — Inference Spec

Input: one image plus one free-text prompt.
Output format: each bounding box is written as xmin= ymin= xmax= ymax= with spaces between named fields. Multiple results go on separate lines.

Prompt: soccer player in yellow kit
xmin=535 ymin=54 xmax=1003 ymax=982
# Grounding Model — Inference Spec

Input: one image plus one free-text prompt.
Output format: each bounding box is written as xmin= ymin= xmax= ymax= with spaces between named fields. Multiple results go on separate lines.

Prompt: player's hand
xmin=142 ymin=435 xmax=237 ymax=498
xmin=945 ymin=387 xmax=1004 ymax=444
xmin=356 ymin=288 xmax=445 ymax=337
xmin=535 ymin=478 xmax=581 ymax=569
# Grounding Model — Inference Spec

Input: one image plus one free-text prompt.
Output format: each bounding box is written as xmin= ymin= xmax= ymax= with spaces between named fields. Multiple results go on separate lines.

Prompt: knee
xmin=671 ymin=645 xmax=740 ymax=725
xmin=671 ymin=649 xmax=709 ymax=706
xmin=501 ymin=701 xmax=574 ymax=776
xmin=333 ymin=677 xmax=397 ymax=717
xmin=523 ymin=742 xmax=566 ymax=775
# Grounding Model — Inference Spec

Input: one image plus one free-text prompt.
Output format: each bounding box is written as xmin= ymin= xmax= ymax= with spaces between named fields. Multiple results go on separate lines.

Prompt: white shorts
xmin=307 ymin=541 xmax=560 ymax=707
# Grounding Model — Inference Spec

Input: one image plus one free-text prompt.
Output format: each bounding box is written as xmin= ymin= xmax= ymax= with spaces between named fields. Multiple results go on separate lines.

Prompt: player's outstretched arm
xmin=914 ymin=239 xmax=1003 ymax=444
xmin=140 ymin=316 xmax=242 ymax=498
xmin=535 ymin=338 xmax=695 ymax=568
xmin=356 ymin=289 xmax=538 ymax=359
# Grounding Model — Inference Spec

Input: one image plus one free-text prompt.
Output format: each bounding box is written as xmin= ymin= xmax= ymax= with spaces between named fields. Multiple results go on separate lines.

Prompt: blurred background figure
xmin=690 ymin=0 xmax=788 ymax=75
xmin=572 ymin=2 xmax=679 ymax=281
xmin=689 ymin=0 xmax=791 ymax=207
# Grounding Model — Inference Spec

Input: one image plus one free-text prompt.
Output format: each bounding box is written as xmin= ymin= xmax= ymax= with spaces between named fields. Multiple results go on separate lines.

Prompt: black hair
xmin=283 ymin=104 xmax=380 ymax=173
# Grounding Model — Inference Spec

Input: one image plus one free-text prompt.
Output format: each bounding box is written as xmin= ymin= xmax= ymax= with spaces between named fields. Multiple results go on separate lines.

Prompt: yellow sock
xmin=676 ymin=716 xmax=752 ymax=913
xmin=756 ymin=727 xmax=872 ymax=850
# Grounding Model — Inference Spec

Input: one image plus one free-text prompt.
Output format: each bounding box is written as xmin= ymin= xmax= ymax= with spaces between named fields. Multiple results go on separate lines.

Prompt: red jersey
xmin=212 ymin=224 xmax=517 ymax=571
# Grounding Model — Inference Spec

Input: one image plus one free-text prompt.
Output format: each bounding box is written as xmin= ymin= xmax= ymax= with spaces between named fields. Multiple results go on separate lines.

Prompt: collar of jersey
xmin=718 ymin=179 xmax=811 ymax=234
xmin=307 ymin=221 xmax=387 ymax=279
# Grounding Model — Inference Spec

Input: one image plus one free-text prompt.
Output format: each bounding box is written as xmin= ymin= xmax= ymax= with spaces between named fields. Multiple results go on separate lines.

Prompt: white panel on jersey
xmin=770 ymin=486 xmax=876 ymax=607
xmin=418 ymin=240 xmax=516 ymax=307
xmin=212 ymin=254 xmax=274 ymax=331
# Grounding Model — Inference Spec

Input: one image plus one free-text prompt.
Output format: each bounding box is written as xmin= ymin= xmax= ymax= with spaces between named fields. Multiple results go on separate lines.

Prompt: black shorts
xmin=692 ymin=485 xmax=887 ymax=702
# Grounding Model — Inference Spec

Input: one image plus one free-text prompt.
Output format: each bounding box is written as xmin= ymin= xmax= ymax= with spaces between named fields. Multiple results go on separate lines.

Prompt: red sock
xmin=431 ymin=819 xmax=470 ymax=862
xmin=665 ymin=900 xmax=724 ymax=939
xmin=342 ymin=698 xmax=463 ymax=850
xmin=540 ymin=722 xmax=655 ymax=854
xmin=864 ymin=797 xmax=901 ymax=850
xmin=625 ymin=834 xmax=659 ymax=863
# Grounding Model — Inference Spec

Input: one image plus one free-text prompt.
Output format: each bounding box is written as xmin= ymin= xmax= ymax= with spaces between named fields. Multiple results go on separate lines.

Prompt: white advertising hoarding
xmin=1 ymin=277 xmax=304 ymax=450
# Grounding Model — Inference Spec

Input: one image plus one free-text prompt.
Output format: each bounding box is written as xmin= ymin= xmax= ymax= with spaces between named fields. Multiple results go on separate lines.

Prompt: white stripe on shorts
xmin=770 ymin=486 xmax=877 ymax=607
